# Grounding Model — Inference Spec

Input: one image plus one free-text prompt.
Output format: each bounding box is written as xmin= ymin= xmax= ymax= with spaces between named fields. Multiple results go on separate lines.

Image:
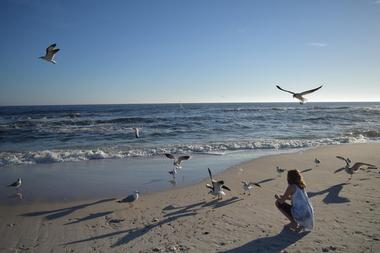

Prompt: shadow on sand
xmin=64 ymin=197 xmax=241 ymax=248
xmin=64 ymin=211 xmax=113 ymax=225
xmin=219 ymin=227 xmax=309 ymax=253
xmin=300 ymin=168 xmax=313 ymax=174
xmin=307 ymin=183 xmax=349 ymax=204
xmin=21 ymin=198 xmax=116 ymax=220
xmin=256 ymin=178 xmax=276 ymax=184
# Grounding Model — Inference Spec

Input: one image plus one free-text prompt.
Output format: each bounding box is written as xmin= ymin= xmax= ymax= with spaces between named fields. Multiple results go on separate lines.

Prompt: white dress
xmin=291 ymin=185 xmax=314 ymax=231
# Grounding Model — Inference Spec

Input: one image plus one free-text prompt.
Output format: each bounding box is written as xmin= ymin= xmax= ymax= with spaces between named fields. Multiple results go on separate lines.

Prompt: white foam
xmin=0 ymin=135 xmax=373 ymax=167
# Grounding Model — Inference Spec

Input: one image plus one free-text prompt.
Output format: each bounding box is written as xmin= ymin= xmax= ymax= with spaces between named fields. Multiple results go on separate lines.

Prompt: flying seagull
xmin=39 ymin=43 xmax=60 ymax=64
xmin=7 ymin=178 xmax=22 ymax=189
xmin=241 ymin=181 xmax=261 ymax=195
xmin=132 ymin=128 xmax=141 ymax=138
xmin=118 ymin=191 xmax=139 ymax=205
xmin=314 ymin=158 xmax=321 ymax=167
xmin=335 ymin=157 xmax=375 ymax=180
xmin=206 ymin=168 xmax=231 ymax=199
xmin=165 ymin=153 xmax=191 ymax=169
xmin=276 ymin=85 xmax=323 ymax=104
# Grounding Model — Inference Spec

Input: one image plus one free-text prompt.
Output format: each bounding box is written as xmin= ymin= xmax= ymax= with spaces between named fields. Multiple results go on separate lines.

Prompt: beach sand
xmin=0 ymin=143 xmax=379 ymax=252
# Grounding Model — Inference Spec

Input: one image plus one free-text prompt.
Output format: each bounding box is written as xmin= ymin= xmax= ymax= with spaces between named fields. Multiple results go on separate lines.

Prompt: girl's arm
xmin=275 ymin=185 xmax=294 ymax=204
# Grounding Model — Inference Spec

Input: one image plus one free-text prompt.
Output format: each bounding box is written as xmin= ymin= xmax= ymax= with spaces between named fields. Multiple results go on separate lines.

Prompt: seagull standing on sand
xmin=132 ymin=128 xmax=141 ymax=138
xmin=39 ymin=43 xmax=60 ymax=64
xmin=241 ymin=181 xmax=261 ymax=195
xmin=165 ymin=153 xmax=191 ymax=169
xmin=314 ymin=158 xmax=321 ymax=167
xmin=276 ymin=166 xmax=286 ymax=176
xmin=118 ymin=191 xmax=139 ymax=205
xmin=335 ymin=156 xmax=375 ymax=180
xmin=276 ymin=85 xmax=323 ymax=104
xmin=206 ymin=168 xmax=231 ymax=199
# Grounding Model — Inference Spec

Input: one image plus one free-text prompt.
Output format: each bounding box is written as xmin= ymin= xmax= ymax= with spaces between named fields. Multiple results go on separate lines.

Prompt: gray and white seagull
xmin=39 ymin=43 xmax=60 ymax=64
xmin=276 ymin=85 xmax=323 ymax=104
xmin=165 ymin=153 xmax=191 ymax=169
xmin=335 ymin=156 xmax=375 ymax=180
xmin=118 ymin=190 xmax=139 ymax=205
xmin=132 ymin=127 xmax=141 ymax=138
xmin=241 ymin=181 xmax=261 ymax=195
xmin=206 ymin=168 xmax=231 ymax=199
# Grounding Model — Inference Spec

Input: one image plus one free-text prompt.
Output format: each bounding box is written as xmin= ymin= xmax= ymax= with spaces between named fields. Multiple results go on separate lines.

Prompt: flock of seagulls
xmin=6 ymin=43 xmax=377 ymax=204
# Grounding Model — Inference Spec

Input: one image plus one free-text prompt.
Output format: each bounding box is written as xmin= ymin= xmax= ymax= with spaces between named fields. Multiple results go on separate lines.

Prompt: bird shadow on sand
xmin=307 ymin=183 xmax=350 ymax=204
xmin=300 ymin=168 xmax=313 ymax=174
xmin=64 ymin=211 xmax=113 ymax=225
xmin=219 ymin=227 xmax=309 ymax=253
xmin=202 ymin=196 xmax=242 ymax=209
xmin=143 ymin=179 xmax=165 ymax=185
xmin=21 ymin=198 xmax=116 ymax=220
xmin=162 ymin=201 xmax=206 ymax=217
xmin=256 ymin=178 xmax=276 ymax=184
xmin=63 ymin=209 xmax=197 ymax=248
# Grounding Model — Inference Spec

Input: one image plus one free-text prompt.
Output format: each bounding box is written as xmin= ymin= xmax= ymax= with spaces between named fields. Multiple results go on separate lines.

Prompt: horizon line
xmin=1 ymin=100 xmax=379 ymax=107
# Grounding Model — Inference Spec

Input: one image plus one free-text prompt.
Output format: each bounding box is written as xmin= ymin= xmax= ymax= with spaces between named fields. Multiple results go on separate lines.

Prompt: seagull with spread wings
xmin=165 ymin=153 xmax=191 ymax=169
xmin=39 ymin=43 xmax=60 ymax=64
xmin=335 ymin=156 xmax=375 ymax=180
xmin=206 ymin=168 xmax=231 ymax=199
xmin=276 ymin=85 xmax=323 ymax=104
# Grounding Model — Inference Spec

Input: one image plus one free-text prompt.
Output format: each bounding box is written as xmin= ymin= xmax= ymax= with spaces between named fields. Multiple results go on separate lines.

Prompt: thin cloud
xmin=375 ymin=0 xmax=380 ymax=4
xmin=308 ymin=42 xmax=328 ymax=47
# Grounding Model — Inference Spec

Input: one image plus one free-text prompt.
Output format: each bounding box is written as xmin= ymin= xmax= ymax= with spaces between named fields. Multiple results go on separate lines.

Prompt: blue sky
xmin=0 ymin=0 xmax=379 ymax=105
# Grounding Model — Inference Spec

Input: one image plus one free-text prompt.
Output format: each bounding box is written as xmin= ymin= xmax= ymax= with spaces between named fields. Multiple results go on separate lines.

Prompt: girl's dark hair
xmin=287 ymin=169 xmax=306 ymax=189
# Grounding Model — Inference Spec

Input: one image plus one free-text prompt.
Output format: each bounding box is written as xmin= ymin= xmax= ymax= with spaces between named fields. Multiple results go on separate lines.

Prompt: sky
xmin=0 ymin=0 xmax=379 ymax=106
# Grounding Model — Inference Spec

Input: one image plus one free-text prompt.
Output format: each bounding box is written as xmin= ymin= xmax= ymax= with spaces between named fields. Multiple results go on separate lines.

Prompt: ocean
xmin=1 ymin=102 xmax=380 ymax=167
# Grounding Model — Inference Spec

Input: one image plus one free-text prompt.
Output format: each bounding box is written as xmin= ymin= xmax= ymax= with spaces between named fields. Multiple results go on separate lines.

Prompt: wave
xmin=0 ymin=135 xmax=370 ymax=167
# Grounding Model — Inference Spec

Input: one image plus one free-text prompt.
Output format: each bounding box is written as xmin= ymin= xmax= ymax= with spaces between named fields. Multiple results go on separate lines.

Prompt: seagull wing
xmin=351 ymin=162 xmax=375 ymax=172
xmin=276 ymin=85 xmax=295 ymax=95
xmin=46 ymin=43 xmax=56 ymax=55
xmin=206 ymin=184 xmax=213 ymax=190
xmin=299 ymin=85 xmax=323 ymax=96
xmin=46 ymin=48 xmax=60 ymax=60
xmin=222 ymin=185 xmax=231 ymax=191
xmin=165 ymin=153 xmax=175 ymax=160
xmin=177 ymin=155 xmax=191 ymax=164
xmin=208 ymin=168 xmax=213 ymax=181
xmin=336 ymin=156 xmax=349 ymax=163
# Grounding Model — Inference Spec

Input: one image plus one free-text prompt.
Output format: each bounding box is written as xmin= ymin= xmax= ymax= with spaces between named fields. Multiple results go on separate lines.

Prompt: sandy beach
xmin=1 ymin=143 xmax=379 ymax=253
